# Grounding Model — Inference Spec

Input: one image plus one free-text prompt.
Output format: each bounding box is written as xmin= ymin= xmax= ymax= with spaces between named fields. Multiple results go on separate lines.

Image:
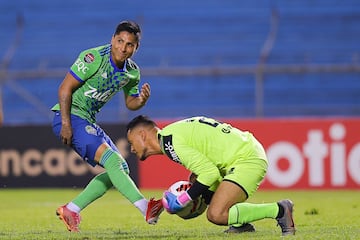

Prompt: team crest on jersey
xmin=85 ymin=125 xmax=97 ymax=136
xmin=84 ymin=53 xmax=95 ymax=63
xmin=162 ymin=135 xmax=181 ymax=164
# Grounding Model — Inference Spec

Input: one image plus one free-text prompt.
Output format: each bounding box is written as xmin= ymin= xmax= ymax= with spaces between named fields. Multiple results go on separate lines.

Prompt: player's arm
xmin=124 ymin=82 xmax=150 ymax=110
xmin=162 ymin=144 xmax=220 ymax=213
xmin=163 ymin=179 xmax=210 ymax=214
xmin=58 ymin=48 xmax=99 ymax=145
xmin=58 ymin=72 xmax=82 ymax=146
xmin=188 ymin=172 xmax=214 ymax=204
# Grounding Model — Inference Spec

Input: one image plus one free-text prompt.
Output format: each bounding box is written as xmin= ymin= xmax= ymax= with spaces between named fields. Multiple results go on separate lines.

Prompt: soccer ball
xmin=166 ymin=180 xmax=207 ymax=220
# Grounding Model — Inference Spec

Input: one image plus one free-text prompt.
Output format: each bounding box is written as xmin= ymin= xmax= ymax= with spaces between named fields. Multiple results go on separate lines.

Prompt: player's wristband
xmin=187 ymin=180 xmax=209 ymax=200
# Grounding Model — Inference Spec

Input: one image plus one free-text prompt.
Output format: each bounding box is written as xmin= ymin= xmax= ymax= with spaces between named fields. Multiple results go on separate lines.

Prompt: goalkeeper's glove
xmin=162 ymin=191 xmax=192 ymax=214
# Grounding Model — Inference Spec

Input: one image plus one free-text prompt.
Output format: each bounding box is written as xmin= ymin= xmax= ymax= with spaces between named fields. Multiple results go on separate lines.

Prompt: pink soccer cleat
xmin=56 ymin=204 xmax=81 ymax=232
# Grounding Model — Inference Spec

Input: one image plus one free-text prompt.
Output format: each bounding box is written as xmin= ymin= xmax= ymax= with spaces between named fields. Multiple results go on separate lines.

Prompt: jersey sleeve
xmin=173 ymin=138 xmax=222 ymax=187
xmin=122 ymin=59 xmax=141 ymax=96
xmin=69 ymin=48 xmax=101 ymax=82
xmin=160 ymin=130 xmax=222 ymax=187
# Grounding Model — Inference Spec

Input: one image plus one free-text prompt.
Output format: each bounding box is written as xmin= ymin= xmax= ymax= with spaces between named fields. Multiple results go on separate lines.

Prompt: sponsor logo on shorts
xmin=85 ymin=125 xmax=97 ymax=136
xmin=84 ymin=53 xmax=95 ymax=63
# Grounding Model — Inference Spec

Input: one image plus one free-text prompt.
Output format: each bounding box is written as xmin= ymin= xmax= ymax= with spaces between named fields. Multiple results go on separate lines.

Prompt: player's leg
xmin=207 ymin=178 xmax=279 ymax=225
xmin=188 ymin=172 xmax=254 ymax=233
xmin=227 ymin=198 xmax=295 ymax=236
xmin=72 ymin=120 xmax=162 ymax=222
xmin=53 ymin=114 xmax=115 ymax=208
xmin=64 ymin=121 xmax=121 ymax=214
xmin=93 ymin=131 xmax=163 ymax=224
xmin=70 ymin=172 xmax=112 ymax=211
xmin=210 ymin=158 xmax=295 ymax=235
xmin=55 ymin=172 xmax=112 ymax=232
xmin=52 ymin=113 xmax=89 ymax=231
xmin=226 ymin=159 xmax=278 ymax=225
xmin=207 ymin=180 xmax=247 ymax=225
xmin=93 ymin=144 xmax=163 ymax=223
xmin=94 ymin=143 xmax=147 ymax=209
xmin=53 ymin=114 xmax=161 ymax=230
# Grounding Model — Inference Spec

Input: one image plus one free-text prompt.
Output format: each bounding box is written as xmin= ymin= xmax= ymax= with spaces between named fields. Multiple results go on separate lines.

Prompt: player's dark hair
xmin=114 ymin=20 xmax=141 ymax=42
xmin=126 ymin=115 xmax=156 ymax=132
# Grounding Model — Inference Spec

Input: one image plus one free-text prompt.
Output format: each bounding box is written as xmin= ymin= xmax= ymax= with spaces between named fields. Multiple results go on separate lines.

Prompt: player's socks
xmin=276 ymin=203 xmax=285 ymax=218
xmin=72 ymin=172 xmax=113 ymax=210
xmin=100 ymin=148 xmax=145 ymax=204
xmin=66 ymin=202 xmax=81 ymax=213
xmin=228 ymin=202 xmax=279 ymax=225
xmin=133 ymin=198 xmax=149 ymax=216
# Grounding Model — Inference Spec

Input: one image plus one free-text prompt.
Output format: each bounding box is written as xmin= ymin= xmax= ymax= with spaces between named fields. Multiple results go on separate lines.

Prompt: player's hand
xmin=139 ymin=83 xmax=150 ymax=105
xmin=60 ymin=124 xmax=73 ymax=146
xmin=162 ymin=191 xmax=191 ymax=214
xmin=162 ymin=191 xmax=183 ymax=213
xmin=188 ymin=172 xmax=198 ymax=183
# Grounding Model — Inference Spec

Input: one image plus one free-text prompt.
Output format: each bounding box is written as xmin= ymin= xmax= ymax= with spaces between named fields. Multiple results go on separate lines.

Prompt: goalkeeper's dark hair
xmin=126 ymin=115 xmax=157 ymax=132
xmin=114 ymin=20 xmax=141 ymax=42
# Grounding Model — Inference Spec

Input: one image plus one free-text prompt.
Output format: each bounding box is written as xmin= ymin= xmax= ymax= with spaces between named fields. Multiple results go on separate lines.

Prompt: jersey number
xmin=199 ymin=118 xmax=220 ymax=127
xmin=198 ymin=117 xmax=231 ymax=133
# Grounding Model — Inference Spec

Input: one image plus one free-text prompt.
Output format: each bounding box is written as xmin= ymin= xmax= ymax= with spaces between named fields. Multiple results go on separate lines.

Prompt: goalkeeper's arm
xmin=188 ymin=173 xmax=214 ymax=204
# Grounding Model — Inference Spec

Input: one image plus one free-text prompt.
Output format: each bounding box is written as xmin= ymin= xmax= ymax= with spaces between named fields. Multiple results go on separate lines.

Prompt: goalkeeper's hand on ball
xmin=162 ymin=191 xmax=192 ymax=214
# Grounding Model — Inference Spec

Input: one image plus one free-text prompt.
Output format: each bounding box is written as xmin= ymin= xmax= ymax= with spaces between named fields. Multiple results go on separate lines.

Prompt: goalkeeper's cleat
xmin=276 ymin=199 xmax=296 ymax=236
xmin=56 ymin=204 xmax=81 ymax=232
xmin=224 ymin=223 xmax=255 ymax=233
xmin=146 ymin=198 xmax=164 ymax=224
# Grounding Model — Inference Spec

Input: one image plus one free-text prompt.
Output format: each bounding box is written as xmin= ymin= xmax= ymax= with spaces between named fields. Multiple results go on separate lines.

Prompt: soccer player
xmin=126 ymin=115 xmax=296 ymax=236
xmin=51 ymin=21 xmax=163 ymax=232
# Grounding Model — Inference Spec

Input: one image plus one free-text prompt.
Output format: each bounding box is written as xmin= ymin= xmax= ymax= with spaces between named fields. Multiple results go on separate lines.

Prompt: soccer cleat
xmin=56 ymin=204 xmax=81 ymax=232
xmin=276 ymin=199 xmax=296 ymax=236
xmin=224 ymin=223 xmax=256 ymax=233
xmin=146 ymin=198 xmax=164 ymax=224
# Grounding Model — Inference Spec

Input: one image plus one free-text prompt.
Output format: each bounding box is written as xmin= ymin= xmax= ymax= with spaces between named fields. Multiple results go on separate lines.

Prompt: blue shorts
xmin=52 ymin=111 xmax=119 ymax=167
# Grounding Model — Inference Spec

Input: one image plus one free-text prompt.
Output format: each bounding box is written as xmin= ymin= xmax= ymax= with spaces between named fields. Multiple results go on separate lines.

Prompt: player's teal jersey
xmin=51 ymin=44 xmax=140 ymax=123
xmin=158 ymin=116 xmax=268 ymax=187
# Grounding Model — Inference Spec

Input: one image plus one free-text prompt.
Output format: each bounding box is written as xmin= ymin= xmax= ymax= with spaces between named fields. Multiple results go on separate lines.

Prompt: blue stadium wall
xmin=0 ymin=0 xmax=359 ymax=125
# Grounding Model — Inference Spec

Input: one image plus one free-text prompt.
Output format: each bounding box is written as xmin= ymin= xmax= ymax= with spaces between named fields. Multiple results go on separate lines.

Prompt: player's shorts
xmin=223 ymin=137 xmax=268 ymax=198
xmin=223 ymin=158 xmax=267 ymax=198
xmin=52 ymin=111 xmax=119 ymax=167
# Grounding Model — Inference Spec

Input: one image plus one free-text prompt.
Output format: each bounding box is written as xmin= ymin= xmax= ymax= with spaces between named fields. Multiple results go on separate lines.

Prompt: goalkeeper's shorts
xmin=223 ymin=158 xmax=268 ymax=198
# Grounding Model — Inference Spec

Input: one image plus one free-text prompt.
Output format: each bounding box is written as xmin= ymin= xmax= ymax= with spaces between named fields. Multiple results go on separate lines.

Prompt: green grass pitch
xmin=0 ymin=189 xmax=359 ymax=240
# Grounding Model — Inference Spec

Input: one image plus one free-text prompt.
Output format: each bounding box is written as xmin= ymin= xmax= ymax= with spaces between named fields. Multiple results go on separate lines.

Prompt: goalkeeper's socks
xmin=71 ymin=172 xmax=113 ymax=210
xmin=276 ymin=203 xmax=285 ymax=218
xmin=228 ymin=202 xmax=279 ymax=225
xmin=101 ymin=148 xmax=145 ymax=205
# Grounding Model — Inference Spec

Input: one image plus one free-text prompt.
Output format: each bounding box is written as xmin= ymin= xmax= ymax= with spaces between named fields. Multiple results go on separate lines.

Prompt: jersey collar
xmin=109 ymin=53 xmax=127 ymax=72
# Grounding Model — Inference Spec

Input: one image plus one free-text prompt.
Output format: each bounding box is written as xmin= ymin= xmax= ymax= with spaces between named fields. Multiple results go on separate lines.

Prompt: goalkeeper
xmin=126 ymin=115 xmax=296 ymax=236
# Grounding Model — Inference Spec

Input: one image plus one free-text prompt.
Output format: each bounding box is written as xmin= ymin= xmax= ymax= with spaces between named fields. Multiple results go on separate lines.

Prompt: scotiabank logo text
xmin=264 ymin=123 xmax=360 ymax=188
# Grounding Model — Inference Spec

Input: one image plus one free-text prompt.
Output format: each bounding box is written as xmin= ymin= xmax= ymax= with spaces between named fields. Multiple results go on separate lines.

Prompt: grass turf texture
xmin=0 ymin=189 xmax=359 ymax=240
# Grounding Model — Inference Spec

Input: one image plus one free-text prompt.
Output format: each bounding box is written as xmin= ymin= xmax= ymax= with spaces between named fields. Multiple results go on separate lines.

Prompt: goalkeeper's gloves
xmin=162 ymin=191 xmax=192 ymax=214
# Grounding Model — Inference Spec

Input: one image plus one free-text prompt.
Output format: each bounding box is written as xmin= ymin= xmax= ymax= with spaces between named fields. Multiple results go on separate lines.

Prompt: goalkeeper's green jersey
xmin=51 ymin=44 xmax=140 ymax=123
xmin=158 ymin=116 xmax=267 ymax=187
